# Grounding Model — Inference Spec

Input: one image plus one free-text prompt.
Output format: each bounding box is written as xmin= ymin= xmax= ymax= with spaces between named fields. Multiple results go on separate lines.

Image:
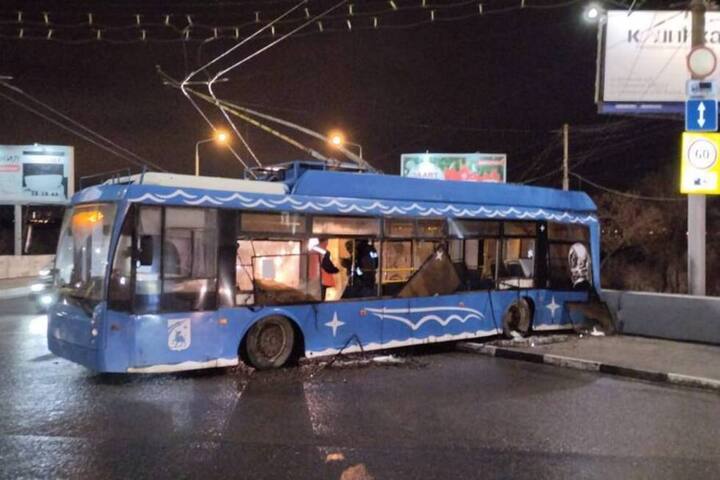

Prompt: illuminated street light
xmin=195 ymin=129 xmax=229 ymax=176
xmin=328 ymin=130 xmax=363 ymax=162
xmin=583 ymin=3 xmax=603 ymax=22
xmin=215 ymin=130 xmax=229 ymax=144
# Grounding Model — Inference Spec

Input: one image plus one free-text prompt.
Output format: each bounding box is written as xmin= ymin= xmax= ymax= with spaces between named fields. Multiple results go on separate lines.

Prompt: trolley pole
xmin=689 ymin=0 xmax=707 ymax=296
xmin=562 ymin=123 xmax=569 ymax=191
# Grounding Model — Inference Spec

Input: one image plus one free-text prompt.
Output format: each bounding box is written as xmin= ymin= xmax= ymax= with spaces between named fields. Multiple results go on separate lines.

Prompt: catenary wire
xmin=0 ymin=81 xmax=165 ymax=172
xmin=0 ymin=89 xmax=166 ymax=172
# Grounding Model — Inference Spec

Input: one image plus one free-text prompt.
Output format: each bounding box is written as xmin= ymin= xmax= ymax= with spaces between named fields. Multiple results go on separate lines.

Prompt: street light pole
xmin=328 ymin=131 xmax=364 ymax=165
xmin=195 ymin=138 xmax=213 ymax=176
xmin=689 ymin=0 xmax=707 ymax=296
xmin=346 ymin=141 xmax=363 ymax=162
xmin=195 ymin=130 xmax=229 ymax=176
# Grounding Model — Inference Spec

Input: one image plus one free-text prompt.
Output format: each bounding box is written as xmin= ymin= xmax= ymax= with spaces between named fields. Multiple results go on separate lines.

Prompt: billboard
xmin=0 ymin=145 xmax=74 ymax=203
xmin=597 ymin=10 xmax=720 ymax=114
xmin=401 ymin=153 xmax=506 ymax=183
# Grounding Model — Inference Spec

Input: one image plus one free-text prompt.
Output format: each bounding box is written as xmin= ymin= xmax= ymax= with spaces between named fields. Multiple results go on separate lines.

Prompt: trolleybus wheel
xmin=244 ymin=316 xmax=295 ymax=370
xmin=502 ymin=298 xmax=533 ymax=338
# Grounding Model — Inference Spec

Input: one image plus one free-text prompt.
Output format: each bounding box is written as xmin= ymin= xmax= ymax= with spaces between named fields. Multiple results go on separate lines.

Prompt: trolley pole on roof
xmin=689 ymin=0 xmax=707 ymax=296
xmin=562 ymin=123 xmax=569 ymax=191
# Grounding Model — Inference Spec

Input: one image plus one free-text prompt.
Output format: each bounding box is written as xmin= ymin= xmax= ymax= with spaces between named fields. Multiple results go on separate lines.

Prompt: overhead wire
xmin=0 ymin=0 xmax=587 ymax=44
xmin=160 ymin=71 xmax=334 ymax=165
xmin=202 ymin=0 xmax=380 ymax=171
xmin=0 ymin=89 xmax=166 ymax=172
xmin=180 ymin=1 xmax=308 ymax=168
xmin=520 ymin=167 xmax=563 ymax=185
xmin=0 ymin=80 xmax=165 ymax=172
xmin=204 ymin=0 xmax=321 ymax=167
xmin=518 ymin=131 xmax=561 ymax=182
xmin=571 ymin=173 xmax=684 ymax=202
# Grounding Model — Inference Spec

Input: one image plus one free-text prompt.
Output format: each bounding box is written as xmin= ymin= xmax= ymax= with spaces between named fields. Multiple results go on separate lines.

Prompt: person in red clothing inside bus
xmin=311 ymin=237 xmax=340 ymax=300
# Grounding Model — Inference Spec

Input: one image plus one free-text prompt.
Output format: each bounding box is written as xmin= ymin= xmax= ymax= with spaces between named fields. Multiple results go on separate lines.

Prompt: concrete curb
xmin=457 ymin=341 xmax=720 ymax=393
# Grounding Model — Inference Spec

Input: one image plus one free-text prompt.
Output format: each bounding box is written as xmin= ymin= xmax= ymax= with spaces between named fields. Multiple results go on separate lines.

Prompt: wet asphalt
xmin=1 ymin=297 xmax=719 ymax=479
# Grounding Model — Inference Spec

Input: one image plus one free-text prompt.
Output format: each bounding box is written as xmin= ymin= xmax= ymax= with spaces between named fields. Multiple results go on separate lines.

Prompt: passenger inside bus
xmin=309 ymin=237 xmax=340 ymax=300
xmin=342 ymin=239 xmax=379 ymax=299
xmin=232 ymin=215 xmax=586 ymax=306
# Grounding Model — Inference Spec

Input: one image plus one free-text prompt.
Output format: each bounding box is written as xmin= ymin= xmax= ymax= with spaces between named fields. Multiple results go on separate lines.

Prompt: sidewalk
xmin=0 ymin=277 xmax=37 ymax=300
xmin=458 ymin=335 xmax=720 ymax=392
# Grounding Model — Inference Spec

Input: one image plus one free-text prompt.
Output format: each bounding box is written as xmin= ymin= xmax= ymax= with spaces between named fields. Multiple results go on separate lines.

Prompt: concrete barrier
xmin=601 ymin=289 xmax=720 ymax=345
xmin=0 ymin=255 xmax=54 ymax=279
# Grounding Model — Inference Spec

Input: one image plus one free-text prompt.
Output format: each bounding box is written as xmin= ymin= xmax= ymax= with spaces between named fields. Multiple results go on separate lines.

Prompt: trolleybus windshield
xmin=54 ymin=203 xmax=117 ymax=308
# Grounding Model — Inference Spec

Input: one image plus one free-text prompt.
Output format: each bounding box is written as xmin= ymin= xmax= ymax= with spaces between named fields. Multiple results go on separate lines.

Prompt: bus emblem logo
xmin=168 ymin=319 xmax=191 ymax=351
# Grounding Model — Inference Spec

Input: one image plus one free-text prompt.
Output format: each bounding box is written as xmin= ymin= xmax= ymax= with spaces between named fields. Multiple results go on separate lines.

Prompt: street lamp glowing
xmin=214 ymin=130 xmax=229 ymax=144
xmin=329 ymin=131 xmax=345 ymax=147
xmin=583 ymin=3 xmax=602 ymax=22
xmin=195 ymin=130 xmax=230 ymax=176
xmin=327 ymin=130 xmax=363 ymax=162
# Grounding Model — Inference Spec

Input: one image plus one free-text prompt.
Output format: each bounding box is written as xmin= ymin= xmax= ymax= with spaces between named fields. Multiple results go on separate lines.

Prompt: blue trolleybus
xmin=48 ymin=162 xmax=601 ymax=372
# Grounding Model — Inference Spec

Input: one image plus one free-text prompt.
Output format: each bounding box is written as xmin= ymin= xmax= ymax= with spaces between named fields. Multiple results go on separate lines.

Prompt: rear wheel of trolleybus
xmin=502 ymin=298 xmax=533 ymax=338
xmin=243 ymin=316 xmax=296 ymax=370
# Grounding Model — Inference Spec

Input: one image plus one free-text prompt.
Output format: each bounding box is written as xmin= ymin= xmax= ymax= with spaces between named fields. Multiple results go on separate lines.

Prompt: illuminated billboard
xmin=597 ymin=10 xmax=720 ymax=114
xmin=400 ymin=153 xmax=506 ymax=183
xmin=0 ymin=145 xmax=74 ymax=203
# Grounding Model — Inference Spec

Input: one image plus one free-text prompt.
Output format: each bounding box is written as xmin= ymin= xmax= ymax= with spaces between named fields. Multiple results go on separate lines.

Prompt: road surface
xmin=1 ymin=297 xmax=718 ymax=479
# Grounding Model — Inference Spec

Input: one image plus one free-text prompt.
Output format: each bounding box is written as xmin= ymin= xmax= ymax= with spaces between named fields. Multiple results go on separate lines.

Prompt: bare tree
xmin=595 ymin=172 xmax=687 ymax=293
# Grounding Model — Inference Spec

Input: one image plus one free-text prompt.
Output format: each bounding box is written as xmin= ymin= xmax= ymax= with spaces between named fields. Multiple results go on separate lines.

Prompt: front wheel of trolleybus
xmin=243 ymin=315 xmax=296 ymax=370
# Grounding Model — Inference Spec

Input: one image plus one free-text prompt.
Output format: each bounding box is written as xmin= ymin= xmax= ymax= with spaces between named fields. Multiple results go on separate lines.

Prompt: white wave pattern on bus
xmin=364 ymin=306 xmax=485 ymax=331
xmin=127 ymin=189 xmax=598 ymax=224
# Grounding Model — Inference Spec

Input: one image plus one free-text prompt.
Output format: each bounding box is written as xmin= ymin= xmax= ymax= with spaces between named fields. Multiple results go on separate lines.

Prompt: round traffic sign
xmin=687 ymin=46 xmax=717 ymax=79
xmin=688 ymin=138 xmax=717 ymax=170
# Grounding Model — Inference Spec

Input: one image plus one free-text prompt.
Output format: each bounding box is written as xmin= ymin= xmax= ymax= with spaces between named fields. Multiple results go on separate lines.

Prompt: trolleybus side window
xmin=162 ymin=207 xmax=218 ymax=312
xmin=131 ymin=206 xmax=220 ymax=314
xmin=134 ymin=206 xmax=162 ymax=313
xmin=547 ymin=222 xmax=592 ymax=290
xmin=381 ymin=238 xmax=412 ymax=295
xmin=381 ymin=218 xmax=444 ymax=297
xmin=236 ymin=212 xmax=319 ymax=305
xmin=446 ymin=219 xmax=499 ymax=291
xmin=498 ymin=221 xmax=537 ymax=290
xmin=236 ymin=238 xmax=318 ymax=306
xmin=414 ymin=218 xmax=445 ymax=284
xmin=312 ymin=216 xmax=380 ymax=301
xmin=381 ymin=219 xmax=413 ymax=295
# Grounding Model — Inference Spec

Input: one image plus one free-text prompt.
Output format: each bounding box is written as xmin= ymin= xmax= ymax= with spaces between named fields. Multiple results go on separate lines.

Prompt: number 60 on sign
xmin=681 ymin=132 xmax=720 ymax=194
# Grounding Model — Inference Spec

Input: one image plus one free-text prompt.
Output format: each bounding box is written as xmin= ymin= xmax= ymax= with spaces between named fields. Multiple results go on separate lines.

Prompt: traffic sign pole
xmin=688 ymin=0 xmax=708 ymax=297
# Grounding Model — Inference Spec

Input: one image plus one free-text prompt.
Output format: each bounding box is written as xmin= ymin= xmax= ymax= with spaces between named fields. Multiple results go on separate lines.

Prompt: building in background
xmin=0 ymin=145 xmax=73 ymax=276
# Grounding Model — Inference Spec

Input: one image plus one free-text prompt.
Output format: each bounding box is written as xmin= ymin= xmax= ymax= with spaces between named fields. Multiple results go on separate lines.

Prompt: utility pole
xmin=562 ymin=123 xmax=569 ymax=191
xmin=689 ymin=0 xmax=707 ymax=296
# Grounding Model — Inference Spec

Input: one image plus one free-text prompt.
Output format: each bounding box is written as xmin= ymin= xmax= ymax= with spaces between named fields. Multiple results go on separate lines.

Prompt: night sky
xmin=0 ymin=0 xmax=681 ymax=190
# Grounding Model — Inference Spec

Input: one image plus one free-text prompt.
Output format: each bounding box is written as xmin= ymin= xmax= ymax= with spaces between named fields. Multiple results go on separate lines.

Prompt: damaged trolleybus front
xmin=48 ymin=165 xmax=605 ymax=373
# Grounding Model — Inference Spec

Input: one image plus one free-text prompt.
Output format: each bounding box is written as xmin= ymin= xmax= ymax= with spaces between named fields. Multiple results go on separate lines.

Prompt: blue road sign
xmin=686 ymin=99 xmax=718 ymax=132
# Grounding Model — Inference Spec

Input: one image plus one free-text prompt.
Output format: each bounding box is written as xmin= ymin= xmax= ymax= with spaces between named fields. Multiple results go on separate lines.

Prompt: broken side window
xmin=397 ymin=245 xmax=462 ymax=298
xmin=498 ymin=222 xmax=537 ymax=290
xmin=547 ymin=223 xmax=592 ymax=290
xmin=236 ymin=239 xmax=320 ymax=305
